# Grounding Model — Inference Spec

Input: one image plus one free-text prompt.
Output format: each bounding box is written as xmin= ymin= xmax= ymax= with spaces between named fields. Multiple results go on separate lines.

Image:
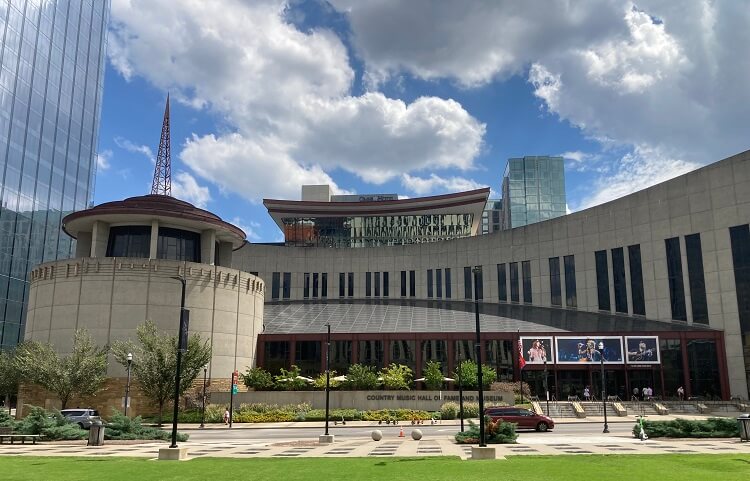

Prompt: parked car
xmin=60 ymin=408 xmax=102 ymax=429
xmin=484 ymin=407 xmax=555 ymax=432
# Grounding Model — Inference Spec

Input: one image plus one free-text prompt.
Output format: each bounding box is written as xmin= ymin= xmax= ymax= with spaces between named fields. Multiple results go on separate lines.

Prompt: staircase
xmin=622 ymin=402 xmax=660 ymax=417
xmin=544 ymin=402 xmax=577 ymax=418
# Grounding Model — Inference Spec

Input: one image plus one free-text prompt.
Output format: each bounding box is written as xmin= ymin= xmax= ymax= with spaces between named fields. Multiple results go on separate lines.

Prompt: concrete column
xmin=218 ymin=241 xmax=232 ymax=267
xmin=149 ymin=219 xmax=159 ymax=259
xmin=75 ymin=232 xmax=92 ymax=258
xmin=201 ymin=229 xmax=217 ymax=265
xmin=90 ymin=221 xmax=109 ymax=257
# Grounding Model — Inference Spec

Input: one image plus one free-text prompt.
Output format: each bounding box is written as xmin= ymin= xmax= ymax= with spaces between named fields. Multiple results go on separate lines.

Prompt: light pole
xmin=200 ymin=367 xmax=207 ymax=429
xmin=325 ymin=323 xmax=331 ymax=437
xmin=598 ymin=341 xmax=609 ymax=434
xmin=543 ymin=355 xmax=549 ymax=416
xmin=169 ymin=276 xmax=188 ymax=449
xmin=472 ymin=266 xmax=486 ymax=447
xmin=124 ymin=353 xmax=133 ymax=416
xmin=458 ymin=350 xmax=464 ymax=432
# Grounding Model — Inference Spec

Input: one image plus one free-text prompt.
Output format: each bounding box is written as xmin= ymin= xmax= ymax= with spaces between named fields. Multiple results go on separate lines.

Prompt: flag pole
xmin=518 ymin=331 xmax=524 ymax=405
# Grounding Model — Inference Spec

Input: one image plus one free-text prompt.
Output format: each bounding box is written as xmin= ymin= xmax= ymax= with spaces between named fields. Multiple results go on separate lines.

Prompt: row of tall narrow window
xmin=549 ymin=255 xmax=577 ymax=307
xmin=495 ymin=261 xmax=532 ymax=303
xmin=596 ymin=245 xmax=646 ymax=316
xmin=426 ymin=268 xmax=452 ymax=299
xmin=365 ymin=271 xmax=390 ymax=297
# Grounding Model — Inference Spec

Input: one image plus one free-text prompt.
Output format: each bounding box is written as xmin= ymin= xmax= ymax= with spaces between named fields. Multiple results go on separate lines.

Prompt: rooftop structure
xmin=501 ymin=156 xmax=566 ymax=230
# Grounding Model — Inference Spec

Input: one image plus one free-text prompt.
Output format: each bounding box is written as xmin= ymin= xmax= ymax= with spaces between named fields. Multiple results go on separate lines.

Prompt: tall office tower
xmin=501 ymin=156 xmax=566 ymax=230
xmin=481 ymin=198 xmax=502 ymax=234
xmin=0 ymin=0 xmax=110 ymax=347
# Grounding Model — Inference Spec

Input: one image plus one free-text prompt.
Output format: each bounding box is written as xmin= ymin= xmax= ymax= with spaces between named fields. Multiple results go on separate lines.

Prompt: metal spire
xmin=151 ymin=94 xmax=171 ymax=196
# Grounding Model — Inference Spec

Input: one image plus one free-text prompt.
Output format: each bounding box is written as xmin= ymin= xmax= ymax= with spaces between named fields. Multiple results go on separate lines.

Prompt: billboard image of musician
xmin=520 ymin=337 xmax=554 ymax=364
xmin=625 ymin=336 xmax=660 ymax=364
xmin=555 ymin=336 xmax=624 ymax=364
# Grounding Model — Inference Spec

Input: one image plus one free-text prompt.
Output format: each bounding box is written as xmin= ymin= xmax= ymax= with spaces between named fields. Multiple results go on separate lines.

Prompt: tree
xmin=14 ymin=330 xmax=108 ymax=409
xmin=241 ymin=367 xmax=274 ymax=390
xmin=423 ymin=360 xmax=444 ymax=390
xmin=379 ymin=363 xmax=412 ymax=390
xmin=0 ymin=348 xmax=21 ymax=413
xmin=273 ymin=365 xmax=310 ymax=391
xmin=111 ymin=320 xmax=211 ymax=425
xmin=312 ymin=371 xmax=342 ymax=390
xmin=452 ymin=360 xmax=496 ymax=389
xmin=345 ymin=364 xmax=380 ymax=390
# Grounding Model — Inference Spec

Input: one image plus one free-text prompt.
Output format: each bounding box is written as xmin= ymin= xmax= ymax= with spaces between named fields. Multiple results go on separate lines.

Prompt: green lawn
xmin=2 ymin=455 xmax=750 ymax=481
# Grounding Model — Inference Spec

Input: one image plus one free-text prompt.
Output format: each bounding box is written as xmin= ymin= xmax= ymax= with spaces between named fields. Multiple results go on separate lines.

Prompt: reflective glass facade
xmin=501 ymin=156 xmax=566 ymax=230
xmin=0 ymin=0 xmax=109 ymax=347
xmin=281 ymin=213 xmax=474 ymax=248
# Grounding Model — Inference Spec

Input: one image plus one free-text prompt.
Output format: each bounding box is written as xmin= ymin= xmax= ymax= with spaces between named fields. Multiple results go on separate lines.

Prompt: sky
xmin=94 ymin=0 xmax=750 ymax=243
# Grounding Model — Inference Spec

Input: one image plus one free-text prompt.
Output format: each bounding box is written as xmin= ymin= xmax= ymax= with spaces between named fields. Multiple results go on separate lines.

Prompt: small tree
xmin=14 ymin=330 xmax=108 ymax=409
xmin=346 ymin=364 xmax=380 ymax=390
xmin=0 ymin=348 xmax=21 ymax=412
xmin=452 ymin=360 xmax=496 ymax=389
xmin=241 ymin=367 xmax=274 ymax=390
xmin=379 ymin=363 xmax=412 ymax=390
xmin=423 ymin=360 xmax=444 ymax=390
xmin=273 ymin=365 xmax=309 ymax=391
xmin=111 ymin=320 xmax=211 ymax=425
xmin=312 ymin=371 xmax=342 ymax=390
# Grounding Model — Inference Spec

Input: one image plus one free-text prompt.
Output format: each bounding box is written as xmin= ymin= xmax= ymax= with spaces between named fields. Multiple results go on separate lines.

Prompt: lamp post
xmin=324 ymin=323 xmax=331 ymax=437
xmin=200 ymin=367 xmax=207 ymax=429
xmin=472 ymin=266 xmax=486 ymax=447
xmin=169 ymin=276 xmax=188 ymax=449
xmin=598 ymin=341 xmax=609 ymax=434
xmin=458 ymin=350 xmax=464 ymax=432
xmin=543 ymin=355 xmax=549 ymax=416
xmin=124 ymin=353 xmax=133 ymax=416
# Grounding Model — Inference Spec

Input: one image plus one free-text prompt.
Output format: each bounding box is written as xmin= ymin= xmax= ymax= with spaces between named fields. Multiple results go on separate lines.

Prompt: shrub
xmin=361 ymin=409 xmax=432 ymax=421
xmin=345 ymin=364 xmax=380 ymax=390
xmin=274 ymin=365 xmax=311 ymax=391
xmin=455 ymin=418 xmax=518 ymax=444
xmin=312 ymin=371 xmax=342 ymax=390
xmin=423 ymin=361 xmax=445 ymax=390
xmin=105 ymin=411 xmax=188 ymax=441
xmin=379 ymin=363 xmax=412 ymax=390
xmin=452 ymin=361 xmax=496 ymax=389
xmin=633 ymin=418 xmax=739 ymax=438
xmin=440 ymin=402 xmax=458 ymax=420
xmin=0 ymin=409 xmax=15 ymax=428
xmin=242 ymin=367 xmax=274 ymax=390
xmin=491 ymin=381 xmax=531 ymax=398
xmin=15 ymin=406 xmax=86 ymax=440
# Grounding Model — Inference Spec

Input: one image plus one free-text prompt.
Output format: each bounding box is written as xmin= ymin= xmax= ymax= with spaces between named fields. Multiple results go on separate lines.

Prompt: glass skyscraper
xmin=0 ymin=0 xmax=109 ymax=347
xmin=501 ymin=156 xmax=566 ymax=230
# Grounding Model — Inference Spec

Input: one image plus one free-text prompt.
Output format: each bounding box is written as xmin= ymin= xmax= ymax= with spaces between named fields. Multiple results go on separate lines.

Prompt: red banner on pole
xmin=518 ymin=338 xmax=526 ymax=370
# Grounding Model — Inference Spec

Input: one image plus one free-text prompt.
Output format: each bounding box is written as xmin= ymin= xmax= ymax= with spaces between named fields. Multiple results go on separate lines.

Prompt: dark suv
xmin=484 ymin=407 xmax=555 ymax=432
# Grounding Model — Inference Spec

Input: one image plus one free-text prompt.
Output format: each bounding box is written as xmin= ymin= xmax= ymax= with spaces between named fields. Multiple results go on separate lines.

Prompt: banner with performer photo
xmin=555 ymin=336 xmax=624 ymax=364
xmin=520 ymin=337 xmax=554 ymax=364
xmin=625 ymin=336 xmax=660 ymax=364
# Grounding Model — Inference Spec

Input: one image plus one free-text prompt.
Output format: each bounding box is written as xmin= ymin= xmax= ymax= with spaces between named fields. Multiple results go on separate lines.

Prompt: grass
xmin=1 ymin=455 xmax=750 ymax=481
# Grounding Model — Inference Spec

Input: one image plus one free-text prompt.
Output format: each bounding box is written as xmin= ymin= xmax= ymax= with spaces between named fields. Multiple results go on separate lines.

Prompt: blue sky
xmin=96 ymin=0 xmax=749 ymax=242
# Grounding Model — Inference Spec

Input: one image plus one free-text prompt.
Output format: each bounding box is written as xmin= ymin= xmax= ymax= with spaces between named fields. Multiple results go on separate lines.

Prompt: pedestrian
xmin=632 ymin=387 xmax=639 ymax=401
xmin=223 ymin=408 xmax=230 ymax=425
xmin=583 ymin=386 xmax=591 ymax=401
xmin=677 ymin=386 xmax=685 ymax=401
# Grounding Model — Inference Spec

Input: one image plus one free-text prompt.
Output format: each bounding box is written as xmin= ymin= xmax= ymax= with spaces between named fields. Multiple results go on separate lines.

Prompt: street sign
xmin=232 ymin=385 xmax=238 ymax=394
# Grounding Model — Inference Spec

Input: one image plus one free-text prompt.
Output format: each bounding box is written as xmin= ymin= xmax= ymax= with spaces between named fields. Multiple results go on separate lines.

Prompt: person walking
xmin=632 ymin=387 xmax=639 ymax=401
xmin=583 ymin=386 xmax=591 ymax=401
xmin=223 ymin=408 xmax=230 ymax=425
xmin=677 ymin=386 xmax=685 ymax=401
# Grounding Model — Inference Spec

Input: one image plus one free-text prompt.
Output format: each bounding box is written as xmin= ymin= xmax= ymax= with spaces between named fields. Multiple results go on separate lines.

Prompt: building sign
xmin=519 ymin=337 xmax=554 ymax=364
xmin=625 ymin=336 xmax=660 ymax=364
xmin=555 ymin=336 xmax=624 ymax=364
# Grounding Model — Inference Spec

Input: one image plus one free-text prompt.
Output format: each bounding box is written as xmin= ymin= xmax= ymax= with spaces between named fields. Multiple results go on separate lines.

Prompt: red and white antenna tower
xmin=150 ymin=94 xmax=171 ymax=195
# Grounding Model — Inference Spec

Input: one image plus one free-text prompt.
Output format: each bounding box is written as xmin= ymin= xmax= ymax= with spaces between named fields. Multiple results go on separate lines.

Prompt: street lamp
xmin=543 ymin=355 xmax=549 ymax=416
xmin=324 ymin=323 xmax=331 ymax=437
xmin=472 ymin=266 xmax=486 ymax=447
xmin=169 ymin=276 xmax=188 ymax=449
xmin=598 ymin=341 xmax=609 ymax=434
xmin=457 ymin=350 xmax=464 ymax=432
xmin=200 ymin=367 xmax=207 ymax=429
xmin=124 ymin=353 xmax=133 ymax=416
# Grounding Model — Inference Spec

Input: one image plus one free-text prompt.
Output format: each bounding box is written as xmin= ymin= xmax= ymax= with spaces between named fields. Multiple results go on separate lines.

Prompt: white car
xmin=60 ymin=408 xmax=101 ymax=429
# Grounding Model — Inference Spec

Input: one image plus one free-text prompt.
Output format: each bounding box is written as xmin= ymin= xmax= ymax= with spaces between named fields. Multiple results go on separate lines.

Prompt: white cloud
xmin=114 ymin=137 xmax=155 ymax=163
xmin=401 ymin=173 xmax=485 ymax=196
xmin=230 ymin=217 xmax=261 ymax=241
xmin=96 ymin=149 xmax=112 ymax=171
xmin=171 ymin=171 xmax=211 ymax=208
xmin=108 ymin=0 xmax=485 ymax=201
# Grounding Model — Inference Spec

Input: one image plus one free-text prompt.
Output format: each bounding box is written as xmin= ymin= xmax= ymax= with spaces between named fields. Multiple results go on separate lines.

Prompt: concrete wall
xmin=210 ymin=390 xmax=515 ymax=411
xmin=233 ymin=150 xmax=750 ymax=397
xmin=24 ymin=257 xmax=265 ymax=379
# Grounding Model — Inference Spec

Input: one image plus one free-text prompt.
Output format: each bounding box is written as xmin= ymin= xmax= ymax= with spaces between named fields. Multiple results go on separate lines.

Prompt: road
xmin=183 ymin=421 xmax=636 ymax=443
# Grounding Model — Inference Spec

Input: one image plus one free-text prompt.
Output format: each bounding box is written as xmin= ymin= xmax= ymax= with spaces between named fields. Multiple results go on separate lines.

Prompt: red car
xmin=484 ymin=407 xmax=555 ymax=432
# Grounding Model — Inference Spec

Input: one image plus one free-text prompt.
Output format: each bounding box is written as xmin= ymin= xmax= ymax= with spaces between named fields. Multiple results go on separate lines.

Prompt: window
xmin=321 ymin=273 xmax=328 ymax=298
xmin=304 ymin=273 xmax=310 ymax=298
xmin=549 ymin=257 xmax=561 ymax=306
xmin=628 ymin=245 xmax=645 ymax=315
xmin=312 ymin=273 xmax=319 ymax=298
xmin=366 ymin=272 xmax=372 ymax=297
xmin=563 ymin=255 xmax=577 ymax=308
xmin=729 ymin=224 xmax=750 ymax=335
xmin=612 ymin=247 xmax=627 ymax=313
xmin=157 ymin=227 xmax=200 ymax=262
xmin=665 ymin=237 xmax=687 ymax=321
xmin=264 ymin=341 xmax=289 ymax=374
xmin=339 ymin=272 xmax=345 ymax=297
xmin=687 ymin=339 xmax=721 ymax=399
xmin=374 ymin=272 xmax=380 ymax=297
xmin=595 ymin=250 xmax=610 ymax=311
xmin=295 ymin=341 xmax=321 ymax=377
xmin=464 ymin=266 xmax=472 ymax=299
xmin=271 ymin=272 xmax=280 ymax=300
xmin=427 ymin=269 xmax=433 ymax=298
xmin=383 ymin=272 xmax=389 ymax=297
xmin=359 ymin=340 xmax=384 ymax=370
xmin=409 ymin=270 xmax=416 ymax=297
xmin=445 ymin=268 xmax=452 ymax=299
xmin=347 ymin=272 xmax=354 ymax=297
xmin=497 ymin=263 xmax=507 ymax=302
xmin=522 ymin=261 xmax=532 ymax=303
xmin=685 ymin=234 xmax=708 ymax=324
xmin=106 ymin=226 xmax=151 ymax=258
xmin=510 ymin=262 xmax=519 ymax=302
xmin=436 ymin=269 xmax=443 ymax=298
xmin=400 ymin=271 xmax=407 ymax=297
xmin=282 ymin=272 xmax=291 ymax=299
